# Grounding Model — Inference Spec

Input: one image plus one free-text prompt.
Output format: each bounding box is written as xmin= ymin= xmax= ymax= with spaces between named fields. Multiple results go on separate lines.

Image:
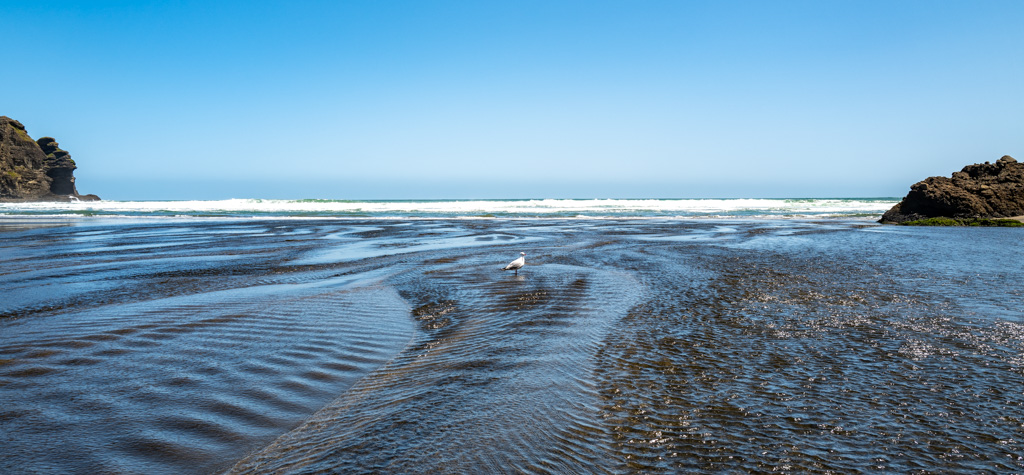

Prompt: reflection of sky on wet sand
xmin=293 ymin=232 xmax=544 ymax=265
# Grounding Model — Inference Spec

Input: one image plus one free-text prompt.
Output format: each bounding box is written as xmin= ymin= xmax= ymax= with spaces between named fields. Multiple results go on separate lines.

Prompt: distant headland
xmin=0 ymin=116 xmax=99 ymax=202
xmin=881 ymin=155 xmax=1024 ymax=226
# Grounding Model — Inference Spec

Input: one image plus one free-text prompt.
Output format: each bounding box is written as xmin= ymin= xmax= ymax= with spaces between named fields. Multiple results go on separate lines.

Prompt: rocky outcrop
xmin=881 ymin=155 xmax=1024 ymax=223
xmin=0 ymin=116 xmax=99 ymax=201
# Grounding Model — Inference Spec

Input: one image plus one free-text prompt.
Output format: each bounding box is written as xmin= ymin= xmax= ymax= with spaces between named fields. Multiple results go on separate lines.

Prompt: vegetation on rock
xmin=898 ymin=217 xmax=1024 ymax=227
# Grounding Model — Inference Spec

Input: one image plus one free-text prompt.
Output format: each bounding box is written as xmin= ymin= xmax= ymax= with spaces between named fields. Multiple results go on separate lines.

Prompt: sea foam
xmin=0 ymin=198 xmax=898 ymax=219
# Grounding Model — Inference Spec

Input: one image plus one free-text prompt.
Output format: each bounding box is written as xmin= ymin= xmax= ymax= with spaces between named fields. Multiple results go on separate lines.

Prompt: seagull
xmin=502 ymin=252 xmax=526 ymax=275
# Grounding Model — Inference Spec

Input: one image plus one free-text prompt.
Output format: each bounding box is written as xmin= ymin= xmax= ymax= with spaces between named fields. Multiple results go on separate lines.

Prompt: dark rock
xmin=38 ymin=136 xmax=79 ymax=196
xmin=881 ymin=155 xmax=1024 ymax=223
xmin=0 ymin=117 xmax=49 ymax=200
xmin=0 ymin=116 xmax=97 ymax=201
xmin=36 ymin=136 xmax=60 ymax=155
xmin=46 ymin=163 xmax=78 ymax=196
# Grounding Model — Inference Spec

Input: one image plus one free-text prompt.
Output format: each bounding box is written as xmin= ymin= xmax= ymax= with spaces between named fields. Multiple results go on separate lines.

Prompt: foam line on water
xmin=0 ymin=198 xmax=899 ymax=218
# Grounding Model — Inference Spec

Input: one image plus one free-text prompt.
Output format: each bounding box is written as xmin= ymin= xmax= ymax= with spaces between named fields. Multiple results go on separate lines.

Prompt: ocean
xmin=1 ymin=199 xmax=1022 ymax=473
xmin=0 ymin=197 xmax=896 ymax=219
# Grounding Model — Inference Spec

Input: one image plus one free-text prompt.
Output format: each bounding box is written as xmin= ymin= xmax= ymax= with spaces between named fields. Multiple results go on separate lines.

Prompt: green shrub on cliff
xmin=12 ymin=127 xmax=32 ymax=143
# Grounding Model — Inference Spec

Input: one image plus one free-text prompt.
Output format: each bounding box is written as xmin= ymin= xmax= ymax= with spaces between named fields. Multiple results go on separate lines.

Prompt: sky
xmin=3 ymin=0 xmax=1023 ymax=200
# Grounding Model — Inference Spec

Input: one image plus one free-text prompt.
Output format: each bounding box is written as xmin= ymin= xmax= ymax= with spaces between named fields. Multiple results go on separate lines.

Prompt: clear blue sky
xmin=4 ymin=1 xmax=1023 ymax=200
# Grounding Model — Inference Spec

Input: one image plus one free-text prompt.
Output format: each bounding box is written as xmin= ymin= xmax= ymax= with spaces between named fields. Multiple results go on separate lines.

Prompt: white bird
xmin=502 ymin=252 xmax=526 ymax=275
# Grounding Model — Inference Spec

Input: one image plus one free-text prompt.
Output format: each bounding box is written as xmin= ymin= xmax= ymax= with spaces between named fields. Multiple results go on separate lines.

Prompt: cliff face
xmin=0 ymin=116 xmax=98 ymax=201
xmin=881 ymin=155 xmax=1024 ymax=223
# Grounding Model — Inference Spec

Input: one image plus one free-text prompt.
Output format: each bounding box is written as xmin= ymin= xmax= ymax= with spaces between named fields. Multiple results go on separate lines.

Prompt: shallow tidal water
xmin=1 ymin=218 xmax=1022 ymax=473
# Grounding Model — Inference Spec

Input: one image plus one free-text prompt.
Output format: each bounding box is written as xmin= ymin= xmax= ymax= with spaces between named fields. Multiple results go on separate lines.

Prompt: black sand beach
xmin=1 ymin=218 xmax=1022 ymax=473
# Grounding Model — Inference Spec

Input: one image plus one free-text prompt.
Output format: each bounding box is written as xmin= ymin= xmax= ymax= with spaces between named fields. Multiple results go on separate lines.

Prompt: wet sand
xmin=1 ymin=218 xmax=1022 ymax=473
